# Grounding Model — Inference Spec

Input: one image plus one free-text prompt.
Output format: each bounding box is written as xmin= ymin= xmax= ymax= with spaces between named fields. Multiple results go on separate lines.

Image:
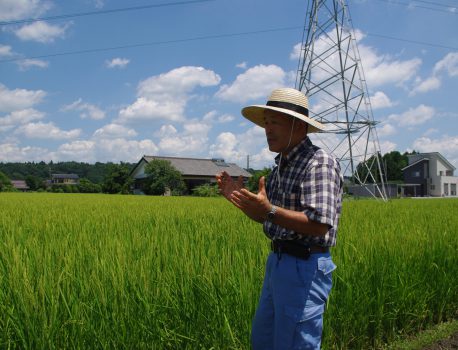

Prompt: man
xmin=216 ymin=87 xmax=343 ymax=349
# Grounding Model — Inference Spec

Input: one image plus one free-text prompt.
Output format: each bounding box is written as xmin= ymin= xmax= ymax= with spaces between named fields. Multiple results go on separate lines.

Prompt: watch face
xmin=267 ymin=212 xmax=275 ymax=220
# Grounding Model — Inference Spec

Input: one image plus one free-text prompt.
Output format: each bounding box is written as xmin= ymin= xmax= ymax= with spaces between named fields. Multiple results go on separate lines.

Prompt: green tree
xmin=143 ymin=159 xmax=185 ymax=195
xmin=354 ymin=153 xmax=383 ymax=184
xmin=382 ymin=151 xmax=408 ymax=182
xmin=247 ymin=167 xmax=272 ymax=192
xmin=78 ymin=178 xmax=102 ymax=193
xmin=25 ymin=174 xmax=44 ymax=191
xmin=0 ymin=171 xmax=13 ymax=192
xmin=102 ymin=164 xmax=132 ymax=194
xmin=191 ymin=183 xmax=219 ymax=197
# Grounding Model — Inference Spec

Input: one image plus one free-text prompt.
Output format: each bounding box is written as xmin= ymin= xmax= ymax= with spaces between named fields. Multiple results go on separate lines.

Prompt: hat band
xmin=266 ymin=100 xmax=309 ymax=117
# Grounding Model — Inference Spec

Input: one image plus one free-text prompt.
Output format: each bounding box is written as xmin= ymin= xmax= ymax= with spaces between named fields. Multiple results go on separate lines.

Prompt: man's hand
xmin=229 ymin=176 xmax=271 ymax=223
xmin=216 ymin=171 xmax=244 ymax=203
xmin=216 ymin=172 xmax=271 ymax=223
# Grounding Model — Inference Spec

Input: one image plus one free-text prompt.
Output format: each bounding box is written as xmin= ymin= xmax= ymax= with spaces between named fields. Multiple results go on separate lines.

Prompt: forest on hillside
xmin=0 ymin=161 xmax=135 ymax=184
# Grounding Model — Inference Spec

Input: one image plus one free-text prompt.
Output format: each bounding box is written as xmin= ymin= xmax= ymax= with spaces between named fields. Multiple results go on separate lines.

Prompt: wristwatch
xmin=266 ymin=205 xmax=277 ymax=222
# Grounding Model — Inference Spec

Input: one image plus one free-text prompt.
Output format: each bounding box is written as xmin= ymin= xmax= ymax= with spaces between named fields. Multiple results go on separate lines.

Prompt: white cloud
xmin=49 ymin=138 xmax=159 ymax=163
xmin=433 ymin=52 xmax=458 ymax=77
xmin=291 ymin=29 xmax=421 ymax=88
xmin=62 ymin=98 xmax=105 ymax=120
xmin=158 ymin=120 xmax=212 ymax=156
xmin=410 ymin=76 xmax=441 ymax=96
xmin=209 ymin=125 xmax=273 ymax=169
xmin=118 ymin=97 xmax=185 ymax=122
xmin=0 ymin=45 xmax=14 ymax=57
xmin=408 ymin=52 xmax=458 ymax=96
xmin=155 ymin=124 xmax=177 ymax=138
xmin=17 ymin=58 xmax=49 ymax=71
xmin=388 ymin=104 xmax=435 ymax=127
xmin=412 ymin=136 xmax=458 ymax=169
xmin=236 ymin=62 xmax=247 ymax=69
xmin=93 ymin=0 xmax=105 ymax=9
xmin=216 ymin=64 xmax=286 ymax=103
xmin=96 ymin=139 xmax=159 ymax=162
xmin=0 ymin=84 xmax=46 ymax=112
xmin=376 ymin=122 xmax=396 ymax=137
xmin=362 ymin=53 xmax=421 ymax=88
xmin=370 ymin=91 xmax=394 ymax=109
xmin=201 ymin=110 xmax=234 ymax=124
xmin=379 ymin=140 xmax=397 ymax=155
xmin=52 ymin=140 xmax=96 ymax=162
xmin=93 ymin=124 xmax=137 ymax=139
xmin=289 ymin=43 xmax=301 ymax=61
xmin=423 ymin=128 xmax=438 ymax=136
xmin=218 ymin=114 xmax=235 ymax=123
xmin=0 ymin=0 xmax=52 ymax=21
xmin=137 ymin=66 xmax=220 ymax=97
xmin=14 ymin=122 xmax=81 ymax=140
xmin=14 ymin=21 xmax=71 ymax=43
xmin=118 ymin=66 xmax=220 ymax=123
xmin=0 ymin=142 xmax=51 ymax=162
xmin=106 ymin=58 xmax=130 ymax=69
xmin=0 ymin=108 xmax=44 ymax=127
xmin=209 ymin=132 xmax=240 ymax=162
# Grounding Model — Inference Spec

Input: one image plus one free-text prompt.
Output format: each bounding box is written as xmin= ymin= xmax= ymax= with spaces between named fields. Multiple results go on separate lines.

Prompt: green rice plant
xmin=0 ymin=193 xmax=457 ymax=349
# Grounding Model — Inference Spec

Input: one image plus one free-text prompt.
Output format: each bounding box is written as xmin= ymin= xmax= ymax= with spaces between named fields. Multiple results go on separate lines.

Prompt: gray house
xmin=130 ymin=155 xmax=252 ymax=194
xmin=402 ymin=152 xmax=458 ymax=197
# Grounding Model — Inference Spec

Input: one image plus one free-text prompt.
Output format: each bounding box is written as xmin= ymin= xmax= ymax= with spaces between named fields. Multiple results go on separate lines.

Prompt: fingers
xmin=237 ymin=175 xmax=244 ymax=188
xmin=258 ymin=176 xmax=266 ymax=194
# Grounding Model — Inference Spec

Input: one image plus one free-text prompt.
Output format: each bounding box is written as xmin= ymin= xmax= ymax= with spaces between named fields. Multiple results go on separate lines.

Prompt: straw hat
xmin=241 ymin=87 xmax=325 ymax=133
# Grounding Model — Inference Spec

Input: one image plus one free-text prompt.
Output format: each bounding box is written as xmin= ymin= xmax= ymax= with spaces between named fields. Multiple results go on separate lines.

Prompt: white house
xmin=402 ymin=152 xmax=458 ymax=197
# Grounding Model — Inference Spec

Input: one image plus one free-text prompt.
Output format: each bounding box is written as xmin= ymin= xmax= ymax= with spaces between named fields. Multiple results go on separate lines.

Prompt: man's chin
xmin=268 ymin=145 xmax=280 ymax=153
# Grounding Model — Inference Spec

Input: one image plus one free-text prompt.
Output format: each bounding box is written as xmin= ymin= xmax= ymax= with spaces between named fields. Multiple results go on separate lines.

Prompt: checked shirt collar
xmin=274 ymin=136 xmax=314 ymax=169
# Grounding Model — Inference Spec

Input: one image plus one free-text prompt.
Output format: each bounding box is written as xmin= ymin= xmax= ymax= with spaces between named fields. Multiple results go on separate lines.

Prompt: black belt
xmin=271 ymin=240 xmax=329 ymax=260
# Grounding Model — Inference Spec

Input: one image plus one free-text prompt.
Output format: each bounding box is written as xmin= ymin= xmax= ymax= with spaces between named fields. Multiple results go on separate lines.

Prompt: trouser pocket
xmin=282 ymin=304 xmax=325 ymax=349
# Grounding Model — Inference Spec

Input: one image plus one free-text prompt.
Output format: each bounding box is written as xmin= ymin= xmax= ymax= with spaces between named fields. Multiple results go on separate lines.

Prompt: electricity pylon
xmin=296 ymin=0 xmax=387 ymax=200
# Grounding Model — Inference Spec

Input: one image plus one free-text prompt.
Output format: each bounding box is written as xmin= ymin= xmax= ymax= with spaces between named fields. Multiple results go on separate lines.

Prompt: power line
xmin=0 ymin=26 xmax=303 ymax=63
xmin=411 ymin=0 xmax=458 ymax=9
xmin=0 ymin=0 xmax=215 ymax=26
xmin=1 ymin=27 xmax=456 ymax=65
xmin=374 ymin=0 xmax=458 ymax=14
xmin=366 ymin=32 xmax=458 ymax=51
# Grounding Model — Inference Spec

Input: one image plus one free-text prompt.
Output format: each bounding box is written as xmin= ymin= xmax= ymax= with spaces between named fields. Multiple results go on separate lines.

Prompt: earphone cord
xmin=276 ymin=118 xmax=296 ymax=189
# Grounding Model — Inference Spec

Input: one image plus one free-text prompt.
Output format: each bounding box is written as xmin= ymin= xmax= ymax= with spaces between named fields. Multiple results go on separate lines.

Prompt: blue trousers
xmin=251 ymin=251 xmax=336 ymax=350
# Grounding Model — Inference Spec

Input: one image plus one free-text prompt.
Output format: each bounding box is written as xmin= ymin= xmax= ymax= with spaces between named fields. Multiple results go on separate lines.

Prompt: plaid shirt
xmin=263 ymin=137 xmax=343 ymax=247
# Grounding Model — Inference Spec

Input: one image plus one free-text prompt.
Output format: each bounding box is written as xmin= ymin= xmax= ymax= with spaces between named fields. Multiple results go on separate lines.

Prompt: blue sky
xmin=1 ymin=0 xmax=457 ymax=172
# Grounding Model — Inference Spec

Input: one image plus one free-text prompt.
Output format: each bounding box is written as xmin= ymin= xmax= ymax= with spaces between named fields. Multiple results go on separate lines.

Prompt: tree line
xmin=0 ymin=161 xmax=135 ymax=194
xmin=0 ymin=150 xmax=415 ymax=194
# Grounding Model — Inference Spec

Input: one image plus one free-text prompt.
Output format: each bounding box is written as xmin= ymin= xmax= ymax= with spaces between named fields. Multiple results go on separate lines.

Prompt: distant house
xmin=130 ymin=155 xmax=252 ymax=194
xmin=402 ymin=152 xmax=458 ymax=197
xmin=11 ymin=180 xmax=29 ymax=192
xmin=51 ymin=174 xmax=80 ymax=185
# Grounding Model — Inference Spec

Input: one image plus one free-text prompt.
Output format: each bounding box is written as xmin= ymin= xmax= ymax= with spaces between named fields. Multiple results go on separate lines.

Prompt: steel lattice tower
xmin=296 ymin=0 xmax=387 ymax=199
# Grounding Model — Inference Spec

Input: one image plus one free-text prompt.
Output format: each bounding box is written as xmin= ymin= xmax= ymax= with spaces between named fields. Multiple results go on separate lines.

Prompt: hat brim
xmin=241 ymin=105 xmax=325 ymax=133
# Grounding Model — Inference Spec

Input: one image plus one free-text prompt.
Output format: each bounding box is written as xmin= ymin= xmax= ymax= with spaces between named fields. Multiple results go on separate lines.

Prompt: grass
xmin=0 ymin=193 xmax=457 ymax=349
xmin=382 ymin=319 xmax=458 ymax=350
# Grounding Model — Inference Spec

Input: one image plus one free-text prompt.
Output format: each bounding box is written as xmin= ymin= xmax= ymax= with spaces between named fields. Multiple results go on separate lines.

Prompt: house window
xmin=439 ymin=171 xmax=444 ymax=176
xmin=430 ymin=185 xmax=435 ymax=190
xmin=413 ymin=171 xmax=420 ymax=177
xmin=444 ymin=183 xmax=449 ymax=196
xmin=451 ymin=184 xmax=457 ymax=196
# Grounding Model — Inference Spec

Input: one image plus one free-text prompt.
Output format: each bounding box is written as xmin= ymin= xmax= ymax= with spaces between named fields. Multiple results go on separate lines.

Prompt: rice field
xmin=0 ymin=193 xmax=457 ymax=349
